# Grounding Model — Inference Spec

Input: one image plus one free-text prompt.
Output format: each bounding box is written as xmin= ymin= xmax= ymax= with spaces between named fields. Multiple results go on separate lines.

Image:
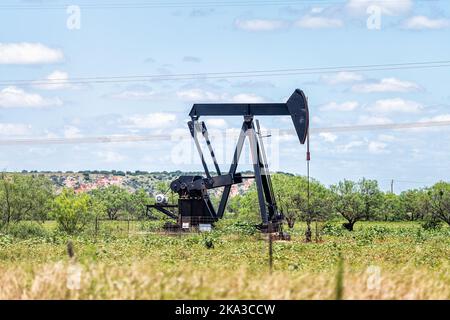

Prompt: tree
xmin=272 ymin=174 xmax=303 ymax=228
xmin=400 ymin=189 xmax=430 ymax=221
xmin=90 ymin=185 xmax=130 ymax=220
xmin=359 ymin=178 xmax=383 ymax=221
xmin=331 ymin=180 xmax=365 ymax=231
xmin=153 ymin=181 xmax=170 ymax=195
xmin=51 ymin=189 xmax=94 ymax=234
xmin=0 ymin=173 xmax=54 ymax=226
xmin=428 ymin=182 xmax=450 ymax=226
xmin=272 ymin=174 xmax=333 ymax=241
xmin=379 ymin=192 xmax=404 ymax=221
xmin=232 ymin=187 xmax=261 ymax=224
xmin=129 ymin=188 xmax=151 ymax=219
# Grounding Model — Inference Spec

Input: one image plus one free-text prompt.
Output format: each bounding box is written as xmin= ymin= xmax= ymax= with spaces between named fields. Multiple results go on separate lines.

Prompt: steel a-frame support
xmin=216 ymin=116 xmax=279 ymax=224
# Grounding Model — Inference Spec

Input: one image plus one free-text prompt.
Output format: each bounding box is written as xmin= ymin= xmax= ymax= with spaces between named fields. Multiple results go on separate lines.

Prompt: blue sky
xmin=0 ymin=0 xmax=449 ymax=192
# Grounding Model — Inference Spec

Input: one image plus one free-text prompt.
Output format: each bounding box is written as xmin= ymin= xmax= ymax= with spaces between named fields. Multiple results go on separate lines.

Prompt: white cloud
xmin=0 ymin=86 xmax=62 ymax=108
xmin=368 ymin=141 xmax=388 ymax=154
xmin=122 ymin=112 xmax=177 ymax=129
xmin=424 ymin=114 xmax=450 ymax=122
xmin=403 ymin=16 xmax=450 ymax=30
xmin=352 ymin=78 xmax=421 ymax=93
xmin=311 ymin=116 xmax=323 ymax=124
xmin=0 ymin=43 xmax=64 ymax=64
xmin=63 ymin=126 xmax=82 ymax=138
xmin=347 ymin=0 xmax=412 ymax=16
xmin=234 ymin=19 xmax=287 ymax=31
xmin=177 ymin=89 xmax=223 ymax=102
xmin=311 ymin=7 xmax=324 ymax=14
xmin=112 ymin=90 xmax=157 ymax=100
xmin=44 ymin=130 xmax=59 ymax=139
xmin=378 ymin=134 xmax=395 ymax=142
xmin=295 ymin=16 xmax=343 ymax=29
xmin=321 ymin=72 xmax=364 ymax=85
xmin=358 ymin=115 xmax=393 ymax=125
xmin=319 ymin=132 xmax=337 ymax=142
xmin=176 ymin=89 xmax=265 ymax=103
xmin=320 ymin=101 xmax=359 ymax=112
xmin=274 ymin=132 xmax=297 ymax=143
xmin=230 ymin=93 xmax=265 ymax=103
xmin=340 ymin=140 xmax=364 ymax=152
xmin=231 ymin=80 xmax=275 ymax=89
xmin=206 ymin=118 xmax=227 ymax=129
xmin=0 ymin=123 xmax=32 ymax=136
xmin=408 ymin=114 xmax=450 ymax=134
xmin=95 ymin=150 xmax=126 ymax=163
xmin=33 ymin=70 xmax=72 ymax=90
xmin=368 ymin=98 xmax=423 ymax=114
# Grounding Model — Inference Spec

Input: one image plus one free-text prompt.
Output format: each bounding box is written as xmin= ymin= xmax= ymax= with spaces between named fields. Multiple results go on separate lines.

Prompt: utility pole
xmin=305 ymin=127 xmax=312 ymax=243
xmin=390 ymin=179 xmax=394 ymax=194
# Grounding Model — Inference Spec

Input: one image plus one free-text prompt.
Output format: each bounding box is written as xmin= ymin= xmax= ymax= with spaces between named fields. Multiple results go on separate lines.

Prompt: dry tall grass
xmin=1 ymin=221 xmax=449 ymax=299
xmin=1 ymin=260 xmax=448 ymax=300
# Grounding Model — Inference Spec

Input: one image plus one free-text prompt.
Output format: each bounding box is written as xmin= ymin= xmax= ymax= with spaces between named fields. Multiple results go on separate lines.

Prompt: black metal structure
xmin=148 ymin=89 xmax=309 ymax=232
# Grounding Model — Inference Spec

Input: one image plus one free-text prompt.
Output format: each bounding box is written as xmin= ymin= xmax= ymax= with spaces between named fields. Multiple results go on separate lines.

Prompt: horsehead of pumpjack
xmin=148 ymin=89 xmax=309 ymax=234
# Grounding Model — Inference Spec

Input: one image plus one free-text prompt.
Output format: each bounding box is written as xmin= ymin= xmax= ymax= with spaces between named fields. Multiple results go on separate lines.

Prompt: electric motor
xmin=155 ymin=194 xmax=167 ymax=204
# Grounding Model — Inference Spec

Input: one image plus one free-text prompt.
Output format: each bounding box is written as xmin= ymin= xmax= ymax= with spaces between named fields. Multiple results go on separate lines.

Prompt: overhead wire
xmin=0 ymin=118 xmax=449 ymax=145
xmin=1 ymin=60 xmax=450 ymax=86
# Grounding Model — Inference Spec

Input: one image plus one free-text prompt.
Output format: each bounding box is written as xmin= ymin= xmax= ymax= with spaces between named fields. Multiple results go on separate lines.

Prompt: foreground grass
xmin=0 ymin=221 xmax=449 ymax=299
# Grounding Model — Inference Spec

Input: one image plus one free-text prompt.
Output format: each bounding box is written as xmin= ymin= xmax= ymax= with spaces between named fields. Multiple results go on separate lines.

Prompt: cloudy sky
xmin=0 ymin=0 xmax=449 ymax=191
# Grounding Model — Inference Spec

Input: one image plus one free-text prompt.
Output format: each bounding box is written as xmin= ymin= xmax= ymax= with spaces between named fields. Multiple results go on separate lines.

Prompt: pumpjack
xmin=148 ymin=89 xmax=309 ymax=234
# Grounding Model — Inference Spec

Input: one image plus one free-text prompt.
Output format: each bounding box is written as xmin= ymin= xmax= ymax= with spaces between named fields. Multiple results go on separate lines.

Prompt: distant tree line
xmin=0 ymin=173 xmax=168 ymax=234
xmin=0 ymin=172 xmax=449 ymax=235
xmin=227 ymin=173 xmax=450 ymax=231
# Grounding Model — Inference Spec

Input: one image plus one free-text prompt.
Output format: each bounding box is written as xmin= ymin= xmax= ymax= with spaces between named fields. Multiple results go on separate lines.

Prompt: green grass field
xmin=0 ymin=221 xmax=449 ymax=299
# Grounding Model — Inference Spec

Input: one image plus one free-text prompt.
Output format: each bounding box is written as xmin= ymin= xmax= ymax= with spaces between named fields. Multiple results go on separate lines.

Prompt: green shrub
xmin=51 ymin=189 xmax=94 ymax=234
xmin=415 ymin=228 xmax=426 ymax=243
xmin=0 ymin=233 xmax=13 ymax=246
xmin=6 ymin=221 xmax=48 ymax=239
xmin=422 ymin=219 xmax=442 ymax=231
xmin=215 ymin=219 xmax=258 ymax=235
xmin=139 ymin=219 xmax=168 ymax=232
xmin=364 ymin=226 xmax=388 ymax=239
xmin=354 ymin=230 xmax=375 ymax=245
xmin=321 ymin=222 xmax=345 ymax=236
xmin=203 ymin=235 xmax=215 ymax=249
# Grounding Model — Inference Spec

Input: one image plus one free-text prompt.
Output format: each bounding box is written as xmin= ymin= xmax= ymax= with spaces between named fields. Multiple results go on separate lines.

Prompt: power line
xmin=310 ymin=119 xmax=450 ymax=133
xmin=2 ymin=60 xmax=450 ymax=86
xmin=0 ymin=119 xmax=449 ymax=146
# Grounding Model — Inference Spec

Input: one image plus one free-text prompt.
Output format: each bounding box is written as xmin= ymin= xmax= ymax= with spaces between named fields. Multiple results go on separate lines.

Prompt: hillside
xmin=17 ymin=170 xmax=256 ymax=198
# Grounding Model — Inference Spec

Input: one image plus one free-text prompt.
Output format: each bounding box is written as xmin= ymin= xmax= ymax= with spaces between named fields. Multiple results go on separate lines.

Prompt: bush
xmin=51 ymin=189 xmax=94 ymax=234
xmin=6 ymin=221 xmax=48 ymax=239
xmin=354 ymin=230 xmax=375 ymax=245
xmin=321 ymin=222 xmax=345 ymax=236
xmin=422 ymin=219 xmax=442 ymax=231
xmin=0 ymin=173 xmax=53 ymax=225
xmin=0 ymin=233 xmax=13 ymax=246
xmin=365 ymin=226 xmax=388 ymax=239
xmin=203 ymin=235 xmax=215 ymax=249
xmin=215 ymin=219 xmax=258 ymax=236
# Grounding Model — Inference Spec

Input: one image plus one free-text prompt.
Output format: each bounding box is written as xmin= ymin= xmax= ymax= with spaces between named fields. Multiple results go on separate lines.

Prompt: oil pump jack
xmin=148 ymin=89 xmax=309 ymax=234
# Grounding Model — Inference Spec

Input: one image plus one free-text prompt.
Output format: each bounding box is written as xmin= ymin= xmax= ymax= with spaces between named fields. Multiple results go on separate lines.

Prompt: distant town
xmin=14 ymin=170 xmax=256 ymax=197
